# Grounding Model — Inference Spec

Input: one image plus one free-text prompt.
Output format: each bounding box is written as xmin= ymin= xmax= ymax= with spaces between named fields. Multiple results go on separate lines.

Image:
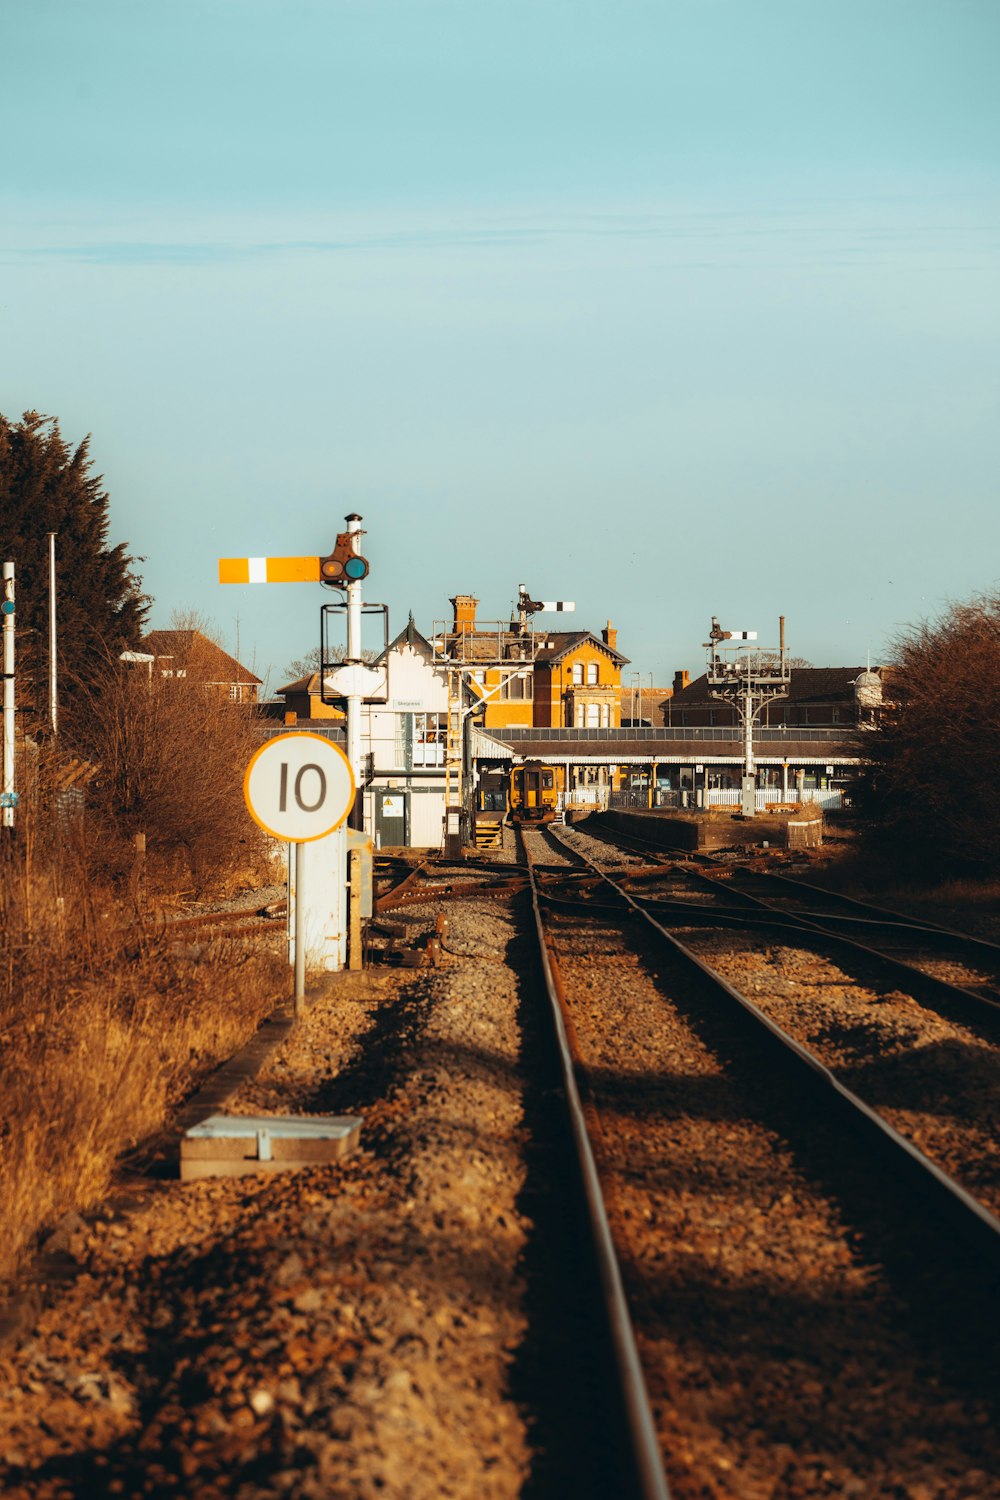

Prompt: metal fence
xmin=609 ymin=787 xmax=845 ymax=812
xmin=486 ymin=725 xmax=855 ymax=744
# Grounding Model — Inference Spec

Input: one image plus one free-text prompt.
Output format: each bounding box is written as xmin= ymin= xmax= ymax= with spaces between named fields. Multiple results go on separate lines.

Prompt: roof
xmin=142 ymin=630 xmax=262 ymax=685
xmin=668 ymin=666 xmax=882 ymax=709
xmin=533 ymin=631 xmax=630 ymax=667
xmin=375 ymin=616 xmax=439 ymax=666
xmin=437 ymin=624 xmax=630 ymax=667
xmin=474 ymin=726 xmax=862 ymax=764
xmin=277 ymin=673 xmax=322 ymax=695
xmin=619 ymin=686 xmax=672 ymax=721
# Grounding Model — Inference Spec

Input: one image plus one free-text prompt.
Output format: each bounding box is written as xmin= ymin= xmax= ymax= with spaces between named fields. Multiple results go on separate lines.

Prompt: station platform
xmin=591 ymin=806 xmax=823 ymax=852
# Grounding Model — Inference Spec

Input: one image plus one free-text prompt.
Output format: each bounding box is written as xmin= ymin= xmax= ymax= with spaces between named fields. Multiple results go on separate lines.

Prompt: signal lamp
xmin=320 ymin=532 xmax=370 ymax=588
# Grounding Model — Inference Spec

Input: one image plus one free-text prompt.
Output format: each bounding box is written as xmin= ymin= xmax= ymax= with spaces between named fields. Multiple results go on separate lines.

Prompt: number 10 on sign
xmin=243 ymin=733 xmax=356 ymax=1009
xmin=244 ymin=733 xmax=355 ymax=843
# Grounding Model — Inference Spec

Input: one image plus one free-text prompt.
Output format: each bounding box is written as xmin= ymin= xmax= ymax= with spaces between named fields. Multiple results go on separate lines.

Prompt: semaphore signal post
xmin=221 ymin=514 xmax=374 ymax=978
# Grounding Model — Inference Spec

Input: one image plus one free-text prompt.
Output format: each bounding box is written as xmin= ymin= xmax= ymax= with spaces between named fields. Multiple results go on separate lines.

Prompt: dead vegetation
xmin=69 ymin=660 xmax=270 ymax=896
xmin=0 ymin=682 xmax=285 ymax=1282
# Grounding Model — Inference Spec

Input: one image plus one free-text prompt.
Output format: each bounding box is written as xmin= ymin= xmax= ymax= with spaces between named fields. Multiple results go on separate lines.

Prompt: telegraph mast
xmin=704 ymin=615 xmax=791 ymax=817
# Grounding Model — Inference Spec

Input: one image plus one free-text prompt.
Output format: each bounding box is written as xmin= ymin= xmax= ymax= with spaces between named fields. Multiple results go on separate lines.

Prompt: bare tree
xmin=74 ymin=662 xmax=269 ymax=892
xmin=283 ymin=643 xmax=377 ymax=681
xmin=168 ymin=607 xmax=224 ymax=645
xmin=857 ymin=592 xmax=1000 ymax=874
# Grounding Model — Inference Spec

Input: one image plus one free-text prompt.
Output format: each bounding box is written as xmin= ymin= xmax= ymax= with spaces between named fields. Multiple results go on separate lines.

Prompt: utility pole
xmin=48 ymin=533 xmax=58 ymax=736
xmin=704 ymin=615 xmax=791 ymax=818
xmin=2 ymin=562 xmax=16 ymax=830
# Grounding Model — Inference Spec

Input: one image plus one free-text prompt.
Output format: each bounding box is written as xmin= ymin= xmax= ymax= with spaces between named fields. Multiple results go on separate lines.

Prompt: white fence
xmin=704 ymin=788 xmax=844 ymax=811
xmin=560 ymin=786 xmax=611 ymax=812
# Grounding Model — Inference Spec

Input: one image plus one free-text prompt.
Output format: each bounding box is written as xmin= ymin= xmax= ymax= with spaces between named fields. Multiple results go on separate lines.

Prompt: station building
xmin=274 ymin=617 xmax=463 ymax=849
xmin=269 ymin=602 xmax=887 ymax=845
xmin=473 ymin=663 xmax=886 ymax=818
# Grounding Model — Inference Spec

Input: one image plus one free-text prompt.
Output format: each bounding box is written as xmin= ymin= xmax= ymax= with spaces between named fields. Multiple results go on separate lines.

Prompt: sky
xmin=2 ymin=0 xmax=999 ymax=694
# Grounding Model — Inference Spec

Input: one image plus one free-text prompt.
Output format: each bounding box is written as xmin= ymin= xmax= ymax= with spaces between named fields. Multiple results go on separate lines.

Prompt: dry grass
xmin=0 ymin=829 xmax=285 ymax=1284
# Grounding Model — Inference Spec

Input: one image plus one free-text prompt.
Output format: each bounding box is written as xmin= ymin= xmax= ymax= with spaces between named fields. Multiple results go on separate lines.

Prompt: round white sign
xmin=244 ymin=733 xmax=356 ymax=843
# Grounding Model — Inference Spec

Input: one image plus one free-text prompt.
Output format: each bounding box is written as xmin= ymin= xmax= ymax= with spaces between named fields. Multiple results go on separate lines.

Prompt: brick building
xmin=140 ymin=630 xmax=261 ymax=703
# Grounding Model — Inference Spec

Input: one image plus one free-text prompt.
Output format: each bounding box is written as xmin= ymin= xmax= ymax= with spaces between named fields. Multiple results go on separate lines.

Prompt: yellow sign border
xmin=243 ymin=731 xmax=357 ymax=844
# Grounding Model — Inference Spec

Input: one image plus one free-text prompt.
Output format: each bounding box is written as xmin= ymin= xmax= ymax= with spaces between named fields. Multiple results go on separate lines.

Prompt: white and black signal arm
xmin=706 ymin=615 xmax=757 ymax=646
xmin=517 ymin=583 xmax=576 ymax=618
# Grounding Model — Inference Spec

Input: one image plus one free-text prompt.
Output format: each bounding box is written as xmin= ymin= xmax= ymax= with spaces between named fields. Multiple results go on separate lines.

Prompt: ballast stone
xmin=180 ymin=1112 xmax=362 ymax=1180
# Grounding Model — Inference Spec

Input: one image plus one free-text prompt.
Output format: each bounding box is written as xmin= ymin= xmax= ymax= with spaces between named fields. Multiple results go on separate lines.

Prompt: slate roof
xmin=533 ymin=630 xmax=630 ymax=667
xmin=476 ymin=728 xmax=862 ymax=763
xmin=668 ymin=666 xmax=882 ymax=709
xmin=141 ymin=630 xmax=262 ymax=684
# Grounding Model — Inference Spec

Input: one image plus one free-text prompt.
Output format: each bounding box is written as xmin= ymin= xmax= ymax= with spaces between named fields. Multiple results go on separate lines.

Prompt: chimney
xmin=601 ymin=620 xmax=618 ymax=651
xmin=450 ymin=594 xmax=478 ymax=633
xmin=673 ymin=669 xmax=690 ymax=694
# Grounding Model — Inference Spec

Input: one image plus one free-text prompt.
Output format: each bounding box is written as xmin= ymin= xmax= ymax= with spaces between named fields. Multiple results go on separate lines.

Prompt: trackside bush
xmin=856 ymin=593 xmax=1000 ymax=876
xmin=72 ymin=662 xmax=270 ymax=894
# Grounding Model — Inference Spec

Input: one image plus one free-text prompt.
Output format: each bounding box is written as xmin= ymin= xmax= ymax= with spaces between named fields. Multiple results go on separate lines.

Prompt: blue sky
xmin=3 ymin=0 xmax=999 ymax=691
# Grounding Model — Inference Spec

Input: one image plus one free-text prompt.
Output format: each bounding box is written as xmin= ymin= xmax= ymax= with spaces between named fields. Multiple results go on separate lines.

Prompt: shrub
xmin=0 ymin=824 xmax=284 ymax=1281
xmin=856 ymin=593 xmax=1000 ymax=876
xmin=71 ymin=662 xmax=270 ymax=894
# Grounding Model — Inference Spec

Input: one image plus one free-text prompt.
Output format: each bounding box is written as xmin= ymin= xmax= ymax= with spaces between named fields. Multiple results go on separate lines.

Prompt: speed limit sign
xmin=244 ymin=733 xmax=356 ymax=843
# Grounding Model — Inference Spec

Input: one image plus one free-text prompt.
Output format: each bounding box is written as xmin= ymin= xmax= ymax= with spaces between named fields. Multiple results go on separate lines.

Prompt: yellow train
xmin=509 ymin=762 xmax=562 ymax=823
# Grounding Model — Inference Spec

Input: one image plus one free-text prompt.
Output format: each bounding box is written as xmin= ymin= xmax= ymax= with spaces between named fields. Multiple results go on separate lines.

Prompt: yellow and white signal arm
xmin=219 ymin=557 xmax=320 ymax=584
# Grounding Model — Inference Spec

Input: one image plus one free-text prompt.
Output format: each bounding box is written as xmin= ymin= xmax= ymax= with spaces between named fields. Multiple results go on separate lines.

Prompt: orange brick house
xmin=140 ymin=630 xmax=262 ymax=703
xmin=443 ymin=595 xmax=629 ymax=730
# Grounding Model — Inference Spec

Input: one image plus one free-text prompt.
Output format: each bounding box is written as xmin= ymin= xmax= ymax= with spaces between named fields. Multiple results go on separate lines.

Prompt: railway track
xmin=4 ymin=836 xmax=999 ymax=1497
xmin=520 ymin=821 xmax=1000 ymax=1496
xmin=561 ymin=825 xmax=1000 ymax=1222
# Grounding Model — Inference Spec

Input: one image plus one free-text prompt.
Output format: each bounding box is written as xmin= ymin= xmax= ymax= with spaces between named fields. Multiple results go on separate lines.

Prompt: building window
xmin=229 ymin=684 xmax=240 ymax=700
xmin=600 ymin=702 xmax=610 ymax=727
xmin=575 ymin=703 xmax=585 ymax=727
xmin=499 ymin=670 xmax=533 ymax=701
xmin=586 ymin=702 xmax=600 ymax=728
xmin=572 ymin=663 xmax=583 ymax=685
xmin=411 ymin=713 xmax=445 ymax=766
xmin=586 ymin=663 xmax=598 ymax=685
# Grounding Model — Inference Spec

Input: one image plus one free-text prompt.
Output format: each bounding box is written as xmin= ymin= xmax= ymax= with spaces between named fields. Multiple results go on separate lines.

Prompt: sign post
xmin=244 ymin=733 xmax=356 ymax=1012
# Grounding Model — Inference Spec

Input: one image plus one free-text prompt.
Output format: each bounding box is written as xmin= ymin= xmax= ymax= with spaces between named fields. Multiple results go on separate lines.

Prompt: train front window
xmin=542 ymin=771 xmax=554 ymax=789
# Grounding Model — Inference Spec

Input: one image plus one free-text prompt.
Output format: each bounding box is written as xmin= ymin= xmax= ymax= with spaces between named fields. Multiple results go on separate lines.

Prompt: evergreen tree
xmin=0 ymin=411 xmax=149 ymax=728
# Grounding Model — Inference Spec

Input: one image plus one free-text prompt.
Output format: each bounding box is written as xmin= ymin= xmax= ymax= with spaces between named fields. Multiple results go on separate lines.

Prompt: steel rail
xmin=676 ymin=865 xmax=1000 ymax=1022
xmin=374 ymin=860 xmax=432 ymax=914
xmin=599 ymin=819 xmax=1000 ymax=957
xmin=726 ymin=864 xmax=988 ymax=936
xmin=547 ymin=828 xmax=1000 ymax=1271
xmin=521 ymin=831 xmax=671 ymax=1500
xmin=134 ymin=907 xmax=284 ymax=938
xmin=573 ymin=824 xmax=1000 ymax=1023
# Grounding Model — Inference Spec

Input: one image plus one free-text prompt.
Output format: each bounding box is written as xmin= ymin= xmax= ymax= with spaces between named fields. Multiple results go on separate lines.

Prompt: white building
xmin=360 ymin=618 xmax=452 ymax=849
